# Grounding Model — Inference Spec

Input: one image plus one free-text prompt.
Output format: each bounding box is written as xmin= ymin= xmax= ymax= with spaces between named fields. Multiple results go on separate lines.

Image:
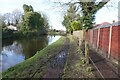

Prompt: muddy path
xmin=42 ymin=37 xmax=70 ymax=78
xmin=31 ymin=37 xmax=70 ymax=78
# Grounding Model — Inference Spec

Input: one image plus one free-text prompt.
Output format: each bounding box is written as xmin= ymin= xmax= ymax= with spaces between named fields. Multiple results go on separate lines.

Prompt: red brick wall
xmin=86 ymin=26 xmax=119 ymax=61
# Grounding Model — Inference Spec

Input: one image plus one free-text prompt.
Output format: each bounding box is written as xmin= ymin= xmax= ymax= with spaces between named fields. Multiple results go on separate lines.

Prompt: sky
xmin=0 ymin=0 xmax=119 ymax=30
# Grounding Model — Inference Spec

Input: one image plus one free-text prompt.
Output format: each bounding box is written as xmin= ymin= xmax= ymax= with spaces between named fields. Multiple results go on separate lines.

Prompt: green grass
xmin=62 ymin=35 xmax=94 ymax=78
xmin=2 ymin=36 xmax=66 ymax=78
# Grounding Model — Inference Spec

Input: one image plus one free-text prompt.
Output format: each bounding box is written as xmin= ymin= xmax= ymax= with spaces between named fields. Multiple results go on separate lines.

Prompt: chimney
xmin=113 ymin=20 xmax=115 ymax=23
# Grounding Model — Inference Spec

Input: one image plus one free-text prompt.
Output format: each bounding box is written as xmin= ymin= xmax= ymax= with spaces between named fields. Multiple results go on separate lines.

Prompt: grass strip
xmin=62 ymin=35 xmax=94 ymax=78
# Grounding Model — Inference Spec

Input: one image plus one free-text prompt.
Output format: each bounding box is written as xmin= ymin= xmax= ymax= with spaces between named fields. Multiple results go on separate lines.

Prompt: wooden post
xmin=97 ymin=28 xmax=100 ymax=49
xmin=84 ymin=30 xmax=89 ymax=64
xmin=85 ymin=41 xmax=89 ymax=64
xmin=83 ymin=30 xmax=85 ymax=41
xmin=108 ymin=26 xmax=112 ymax=58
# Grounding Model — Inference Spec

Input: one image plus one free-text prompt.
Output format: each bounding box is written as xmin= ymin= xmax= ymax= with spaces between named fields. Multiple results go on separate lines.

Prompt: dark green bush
xmin=2 ymin=28 xmax=14 ymax=38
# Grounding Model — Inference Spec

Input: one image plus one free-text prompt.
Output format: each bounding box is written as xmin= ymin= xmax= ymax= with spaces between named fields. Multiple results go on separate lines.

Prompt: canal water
xmin=0 ymin=35 xmax=61 ymax=71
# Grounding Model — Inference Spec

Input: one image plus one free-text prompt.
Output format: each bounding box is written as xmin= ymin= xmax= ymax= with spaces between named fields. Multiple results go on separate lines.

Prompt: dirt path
xmin=32 ymin=36 xmax=94 ymax=78
xmin=42 ymin=37 xmax=70 ymax=78
xmin=31 ymin=37 xmax=70 ymax=78
xmin=89 ymin=49 xmax=119 ymax=79
xmin=81 ymin=42 xmax=119 ymax=79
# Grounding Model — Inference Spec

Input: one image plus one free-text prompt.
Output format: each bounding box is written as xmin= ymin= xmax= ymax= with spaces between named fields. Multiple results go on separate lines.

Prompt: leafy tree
xmin=21 ymin=4 xmax=48 ymax=35
xmin=62 ymin=15 xmax=72 ymax=33
xmin=23 ymin=4 xmax=34 ymax=13
xmin=29 ymin=5 xmax=34 ymax=12
xmin=62 ymin=4 xmax=81 ymax=33
xmin=71 ymin=20 xmax=82 ymax=31
xmin=23 ymin=4 xmax=29 ymax=13
xmin=79 ymin=1 xmax=109 ymax=30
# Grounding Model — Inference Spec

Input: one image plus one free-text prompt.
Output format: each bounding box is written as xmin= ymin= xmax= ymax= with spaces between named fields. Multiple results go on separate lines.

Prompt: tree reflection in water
xmin=1 ymin=35 xmax=60 ymax=71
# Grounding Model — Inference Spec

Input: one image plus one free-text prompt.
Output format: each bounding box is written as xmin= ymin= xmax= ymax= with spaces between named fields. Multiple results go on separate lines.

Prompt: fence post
xmin=108 ymin=26 xmax=112 ymax=58
xmin=97 ymin=28 xmax=100 ymax=50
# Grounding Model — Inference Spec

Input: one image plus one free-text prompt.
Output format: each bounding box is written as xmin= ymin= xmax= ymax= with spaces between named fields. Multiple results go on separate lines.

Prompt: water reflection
xmin=48 ymin=35 xmax=61 ymax=45
xmin=1 ymin=41 xmax=24 ymax=71
xmin=0 ymin=35 xmax=61 ymax=71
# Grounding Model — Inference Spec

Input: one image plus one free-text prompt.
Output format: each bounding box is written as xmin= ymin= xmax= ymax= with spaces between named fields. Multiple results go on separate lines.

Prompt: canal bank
xmin=1 ymin=35 xmax=61 ymax=71
xmin=2 ymin=36 xmax=66 ymax=78
xmin=2 ymin=35 xmax=94 ymax=78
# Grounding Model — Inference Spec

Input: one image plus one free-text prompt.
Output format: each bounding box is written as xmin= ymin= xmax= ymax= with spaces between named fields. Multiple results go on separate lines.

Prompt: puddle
xmin=51 ymin=51 xmax=67 ymax=68
xmin=42 ymin=38 xmax=70 ymax=78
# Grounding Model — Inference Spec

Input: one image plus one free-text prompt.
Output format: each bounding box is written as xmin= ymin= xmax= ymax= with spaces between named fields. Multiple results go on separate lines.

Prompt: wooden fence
xmin=86 ymin=22 xmax=120 ymax=64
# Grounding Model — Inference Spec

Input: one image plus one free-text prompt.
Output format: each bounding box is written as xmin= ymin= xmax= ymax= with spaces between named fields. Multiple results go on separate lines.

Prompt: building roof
xmin=7 ymin=25 xmax=17 ymax=30
xmin=112 ymin=21 xmax=120 ymax=26
xmin=94 ymin=21 xmax=120 ymax=29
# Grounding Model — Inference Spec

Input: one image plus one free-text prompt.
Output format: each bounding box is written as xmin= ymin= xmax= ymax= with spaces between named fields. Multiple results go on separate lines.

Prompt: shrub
xmin=71 ymin=21 xmax=82 ymax=31
xmin=86 ymin=66 xmax=93 ymax=72
xmin=81 ymin=58 xmax=86 ymax=64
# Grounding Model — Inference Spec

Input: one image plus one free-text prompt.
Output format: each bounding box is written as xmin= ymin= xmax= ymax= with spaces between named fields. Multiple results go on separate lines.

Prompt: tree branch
xmin=95 ymin=0 xmax=110 ymax=11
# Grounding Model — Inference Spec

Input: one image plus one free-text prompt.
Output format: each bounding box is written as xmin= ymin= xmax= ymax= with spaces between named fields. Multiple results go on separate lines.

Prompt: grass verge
xmin=62 ymin=35 xmax=94 ymax=78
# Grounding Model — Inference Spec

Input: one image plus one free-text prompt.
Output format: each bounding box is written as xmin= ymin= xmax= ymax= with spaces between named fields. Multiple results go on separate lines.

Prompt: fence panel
xmin=111 ymin=26 xmax=119 ymax=60
xmin=86 ymin=25 xmax=119 ymax=62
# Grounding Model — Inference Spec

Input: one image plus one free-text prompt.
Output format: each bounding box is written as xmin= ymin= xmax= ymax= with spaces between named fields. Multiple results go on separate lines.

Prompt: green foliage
xmin=86 ymin=66 xmax=93 ymax=72
xmin=62 ymin=4 xmax=81 ymax=33
xmin=62 ymin=15 xmax=72 ymax=33
xmin=29 ymin=5 xmax=34 ymax=12
xmin=71 ymin=21 xmax=82 ymax=31
xmin=2 ymin=28 xmax=14 ymax=38
xmin=20 ymin=4 xmax=48 ymax=35
xmin=81 ymin=58 xmax=86 ymax=64
xmin=79 ymin=1 xmax=110 ymax=30
xmin=23 ymin=4 xmax=30 ymax=13
xmin=0 ymin=20 xmax=6 ymax=28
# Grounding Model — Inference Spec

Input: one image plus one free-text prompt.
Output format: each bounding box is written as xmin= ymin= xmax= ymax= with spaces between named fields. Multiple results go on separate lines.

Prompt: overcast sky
xmin=0 ymin=0 xmax=119 ymax=30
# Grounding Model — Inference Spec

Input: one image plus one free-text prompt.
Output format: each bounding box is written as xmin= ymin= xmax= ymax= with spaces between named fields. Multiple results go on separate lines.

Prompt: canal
xmin=0 ymin=35 xmax=61 ymax=71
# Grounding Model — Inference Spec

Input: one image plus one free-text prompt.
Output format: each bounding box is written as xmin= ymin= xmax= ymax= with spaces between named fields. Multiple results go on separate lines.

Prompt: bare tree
xmin=3 ymin=13 xmax=12 ymax=26
xmin=12 ymin=9 xmax=23 ymax=25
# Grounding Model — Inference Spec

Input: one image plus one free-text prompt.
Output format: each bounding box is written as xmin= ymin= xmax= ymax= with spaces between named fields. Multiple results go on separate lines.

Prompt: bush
xmin=81 ymin=58 xmax=86 ymax=64
xmin=71 ymin=21 xmax=82 ymax=31
xmin=86 ymin=66 xmax=93 ymax=72
xmin=2 ymin=28 xmax=14 ymax=38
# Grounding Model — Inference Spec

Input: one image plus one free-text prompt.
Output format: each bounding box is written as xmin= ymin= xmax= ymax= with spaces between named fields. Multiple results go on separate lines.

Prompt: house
xmin=7 ymin=25 xmax=17 ymax=31
xmin=94 ymin=22 xmax=112 ymax=29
